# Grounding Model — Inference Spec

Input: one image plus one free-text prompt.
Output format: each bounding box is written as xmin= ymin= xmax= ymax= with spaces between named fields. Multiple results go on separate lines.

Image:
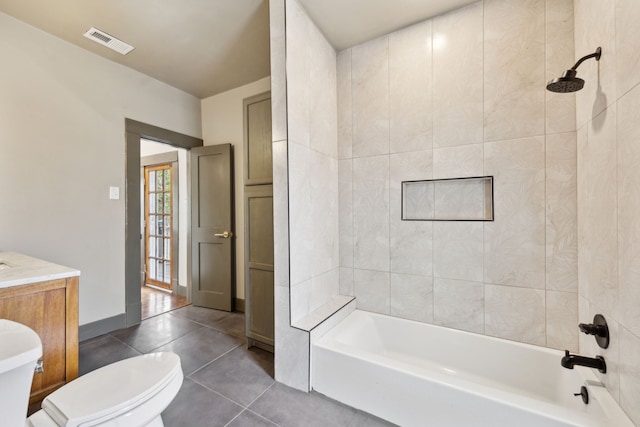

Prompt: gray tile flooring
xmin=79 ymin=305 xmax=396 ymax=427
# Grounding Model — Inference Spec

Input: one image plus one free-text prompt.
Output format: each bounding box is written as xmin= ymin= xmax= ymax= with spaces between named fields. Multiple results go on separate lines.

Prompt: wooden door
xmin=191 ymin=144 xmax=234 ymax=311
xmin=144 ymin=164 xmax=173 ymax=291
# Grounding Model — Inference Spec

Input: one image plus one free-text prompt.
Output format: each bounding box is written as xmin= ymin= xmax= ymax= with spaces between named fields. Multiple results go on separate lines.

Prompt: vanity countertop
xmin=0 ymin=252 xmax=80 ymax=289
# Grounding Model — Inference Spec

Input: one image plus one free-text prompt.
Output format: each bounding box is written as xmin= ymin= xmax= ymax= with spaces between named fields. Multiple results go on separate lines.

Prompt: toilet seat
xmin=30 ymin=352 xmax=182 ymax=427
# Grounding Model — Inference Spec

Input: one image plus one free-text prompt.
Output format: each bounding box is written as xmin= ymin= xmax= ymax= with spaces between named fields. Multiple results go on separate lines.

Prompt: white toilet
xmin=0 ymin=319 xmax=183 ymax=427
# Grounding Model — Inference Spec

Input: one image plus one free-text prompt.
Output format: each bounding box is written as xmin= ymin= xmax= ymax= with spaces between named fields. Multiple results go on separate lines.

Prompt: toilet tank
xmin=0 ymin=319 xmax=43 ymax=426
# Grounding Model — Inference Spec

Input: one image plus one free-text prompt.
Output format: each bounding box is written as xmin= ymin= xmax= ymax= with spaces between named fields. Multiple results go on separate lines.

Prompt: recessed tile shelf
xmin=401 ymin=176 xmax=494 ymax=221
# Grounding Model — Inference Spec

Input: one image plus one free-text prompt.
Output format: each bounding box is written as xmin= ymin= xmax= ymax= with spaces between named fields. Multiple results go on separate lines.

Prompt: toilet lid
xmin=41 ymin=352 xmax=181 ymax=427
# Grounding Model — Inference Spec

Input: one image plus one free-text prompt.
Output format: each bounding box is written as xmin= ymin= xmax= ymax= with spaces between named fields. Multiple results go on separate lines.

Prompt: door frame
xmin=125 ymin=119 xmax=203 ymax=327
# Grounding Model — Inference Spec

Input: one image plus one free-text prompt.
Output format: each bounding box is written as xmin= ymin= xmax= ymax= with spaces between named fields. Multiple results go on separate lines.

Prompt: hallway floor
xmin=79 ymin=305 xmax=395 ymax=427
xmin=141 ymin=285 xmax=189 ymax=320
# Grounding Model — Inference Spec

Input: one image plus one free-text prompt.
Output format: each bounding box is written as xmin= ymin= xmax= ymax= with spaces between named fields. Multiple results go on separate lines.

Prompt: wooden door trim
xmin=125 ymin=119 xmax=202 ymax=327
xmin=126 ymin=119 xmax=203 ymax=149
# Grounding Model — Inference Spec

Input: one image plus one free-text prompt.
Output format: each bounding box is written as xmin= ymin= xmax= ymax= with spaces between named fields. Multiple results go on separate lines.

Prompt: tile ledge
xmin=292 ymin=295 xmax=355 ymax=332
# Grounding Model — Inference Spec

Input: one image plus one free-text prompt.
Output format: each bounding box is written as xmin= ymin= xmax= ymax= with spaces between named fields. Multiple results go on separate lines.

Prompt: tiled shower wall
xmin=271 ymin=0 xmax=341 ymax=391
xmin=338 ymin=0 xmax=580 ymax=350
xmin=574 ymin=0 xmax=640 ymax=424
xmin=286 ymin=0 xmax=340 ymax=324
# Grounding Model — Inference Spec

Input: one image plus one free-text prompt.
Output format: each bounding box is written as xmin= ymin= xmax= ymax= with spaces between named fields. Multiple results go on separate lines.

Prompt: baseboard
xmin=248 ymin=338 xmax=273 ymax=353
xmin=175 ymin=285 xmax=187 ymax=298
xmin=235 ymin=298 xmax=245 ymax=313
xmin=125 ymin=301 xmax=142 ymax=326
xmin=79 ymin=313 xmax=127 ymax=342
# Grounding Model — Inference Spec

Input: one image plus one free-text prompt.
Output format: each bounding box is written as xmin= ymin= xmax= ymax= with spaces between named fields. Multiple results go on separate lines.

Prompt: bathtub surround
xmin=574 ymin=0 xmax=640 ymax=424
xmin=274 ymin=0 xmax=579 ymax=391
xmin=271 ymin=0 xmax=313 ymax=391
xmin=285 ymin=0 xmax=340 ymax=324
xmin=273 ymin=1 xmax=640 ymax=424
xmin=338 ymin=0 xmax=578 ymax=350
xmin=271 ymin=0 xmax=355 ymax=391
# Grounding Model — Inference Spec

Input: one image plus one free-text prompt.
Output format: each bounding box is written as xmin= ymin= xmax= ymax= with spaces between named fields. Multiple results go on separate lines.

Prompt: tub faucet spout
xmin=561 ymin=350 xmax=606 ymax=373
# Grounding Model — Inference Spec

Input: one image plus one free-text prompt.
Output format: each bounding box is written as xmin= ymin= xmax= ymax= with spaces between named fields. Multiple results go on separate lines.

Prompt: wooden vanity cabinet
xmin=0 ymin=276 xmax=79 ymax=404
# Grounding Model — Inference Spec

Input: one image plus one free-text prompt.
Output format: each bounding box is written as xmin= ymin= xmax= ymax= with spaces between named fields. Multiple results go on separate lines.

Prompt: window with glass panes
xmin=144 ymin=164 xmax=172 ymax=289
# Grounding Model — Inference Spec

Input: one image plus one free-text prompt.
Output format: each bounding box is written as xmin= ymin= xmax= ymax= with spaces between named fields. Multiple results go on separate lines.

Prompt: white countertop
xmin=0 ymin=252 xmax=80 ymax=289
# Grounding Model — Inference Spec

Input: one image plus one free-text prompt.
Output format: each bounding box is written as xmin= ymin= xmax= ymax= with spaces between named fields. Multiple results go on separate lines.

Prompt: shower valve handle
xmin=578 ymin=314 xmax=609 ymax=349
xmin=578 ymin=323 xmax=606 ymax=337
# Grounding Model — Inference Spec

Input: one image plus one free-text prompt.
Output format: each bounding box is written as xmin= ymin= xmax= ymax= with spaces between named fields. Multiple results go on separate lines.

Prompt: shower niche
xmin=401 ymin=176 xmax=494 ymax=221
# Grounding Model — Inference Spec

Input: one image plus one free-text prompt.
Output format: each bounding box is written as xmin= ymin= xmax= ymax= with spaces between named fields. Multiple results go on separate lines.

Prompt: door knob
xmin=214 ymin=231 xmax=232 ymax=238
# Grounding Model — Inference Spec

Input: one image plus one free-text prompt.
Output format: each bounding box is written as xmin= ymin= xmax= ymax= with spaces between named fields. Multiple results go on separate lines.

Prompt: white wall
xmin=177 ymin=149 xmax=188 ymax=289
xmin=140 ymin=140 xmax=178 ymax=156
xmin=0 ymin=11 xmax=202 ymax=325
xmin=575 ymin=1 xmax=640 ymax=425
xmin=201 ymin=76 xmax=271 ymax=301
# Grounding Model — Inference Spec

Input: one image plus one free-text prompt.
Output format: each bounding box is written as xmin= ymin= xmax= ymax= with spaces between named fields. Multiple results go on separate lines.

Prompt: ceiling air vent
xmin=83 ymin=27 xmax=134 ymax=55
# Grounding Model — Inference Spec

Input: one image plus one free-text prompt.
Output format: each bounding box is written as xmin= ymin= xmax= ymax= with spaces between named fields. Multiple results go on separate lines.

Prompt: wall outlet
xmin=109 ymin=186 xmax=120 ymax=200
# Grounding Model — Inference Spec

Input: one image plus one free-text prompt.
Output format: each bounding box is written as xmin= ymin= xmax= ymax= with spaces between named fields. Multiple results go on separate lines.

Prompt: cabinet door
xmin=0 ymin=279 xmax=70 ymax=402
xmin=245 ymin=185 xmax=274 ymax=347
xmin=243 ymin=92 xmax=272 ymax=186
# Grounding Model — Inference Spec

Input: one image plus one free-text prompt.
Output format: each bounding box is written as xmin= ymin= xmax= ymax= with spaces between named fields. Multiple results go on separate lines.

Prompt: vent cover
xmin=83 ymin=27 xmax=134 ymax=55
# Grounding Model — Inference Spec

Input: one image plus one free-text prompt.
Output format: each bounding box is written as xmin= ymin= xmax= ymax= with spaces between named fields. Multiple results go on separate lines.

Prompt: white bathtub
xmin=312 ymin=310 xmax=633 ymax=427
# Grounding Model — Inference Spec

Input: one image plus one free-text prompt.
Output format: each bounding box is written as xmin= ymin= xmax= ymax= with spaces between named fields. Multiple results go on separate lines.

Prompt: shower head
xmin=546 ymin=47 xmax=601 ymax=93
xmin=546 ymin=69 xmax=584 ymax=93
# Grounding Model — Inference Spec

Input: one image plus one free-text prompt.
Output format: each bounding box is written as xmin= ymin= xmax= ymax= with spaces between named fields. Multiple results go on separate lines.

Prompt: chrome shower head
xmin=546 ymin=47 xmax=601 ymax=93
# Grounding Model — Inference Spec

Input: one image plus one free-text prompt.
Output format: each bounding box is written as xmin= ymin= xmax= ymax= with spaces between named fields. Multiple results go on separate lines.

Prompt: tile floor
xmin=79 ymin=305 xmax=396 ymax=427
